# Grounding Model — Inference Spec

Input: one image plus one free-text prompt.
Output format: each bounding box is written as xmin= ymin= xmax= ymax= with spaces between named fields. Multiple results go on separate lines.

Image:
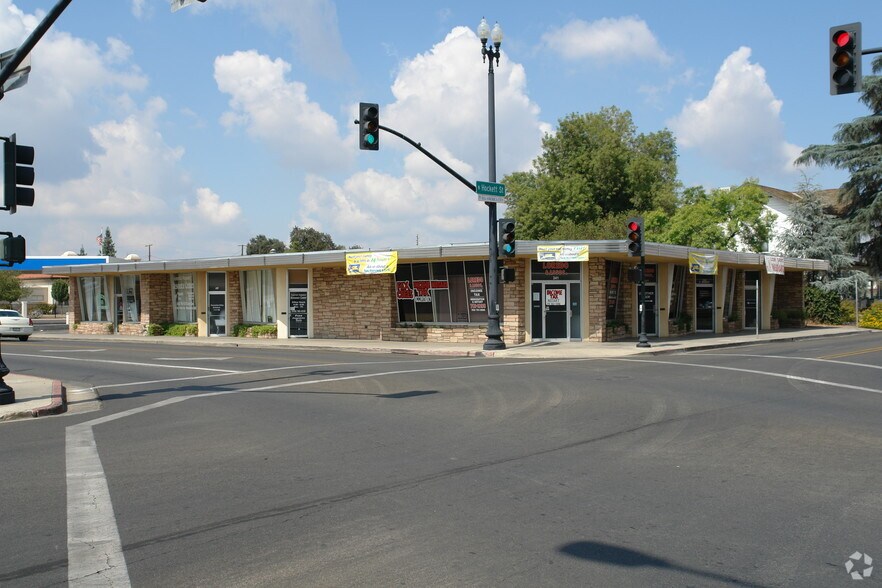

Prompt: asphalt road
xmin=1 ymin=333 xmax=880 ymax=587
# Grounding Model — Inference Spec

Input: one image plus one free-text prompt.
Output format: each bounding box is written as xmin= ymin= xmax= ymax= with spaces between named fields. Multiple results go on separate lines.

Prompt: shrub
xmin=839 ymin=299 xmax=856 ymax=325
xmin=675 ymin=313 xmax=692 ymax=331
xmin=162 ymin=323 xmax=197 ymax=336
xmin=805 ymin=285 xmax=847 ymax=324
xmin=146 ymin=323 xmax=164 ymax=336
xmin=859 ymin=302 xmax=882 ymax=330
xmin=231 ymin=324 xmax=278 ymax=338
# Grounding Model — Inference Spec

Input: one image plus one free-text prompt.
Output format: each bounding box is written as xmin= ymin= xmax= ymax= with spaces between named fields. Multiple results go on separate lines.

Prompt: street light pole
xmin=478 ymin=17 xmax=505 ymax=351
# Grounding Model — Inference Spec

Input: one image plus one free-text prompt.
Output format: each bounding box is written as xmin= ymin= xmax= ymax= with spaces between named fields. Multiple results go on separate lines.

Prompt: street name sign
xmin=476 ymin=181 xmax=505 ymax=203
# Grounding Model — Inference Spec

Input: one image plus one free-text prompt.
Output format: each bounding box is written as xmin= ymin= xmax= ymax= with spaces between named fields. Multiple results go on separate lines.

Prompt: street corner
xmin=0 ymin=375 xmax=65 ymax=421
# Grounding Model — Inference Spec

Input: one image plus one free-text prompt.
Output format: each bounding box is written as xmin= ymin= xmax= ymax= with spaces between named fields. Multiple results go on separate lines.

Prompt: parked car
xmin=0 ymin=309 xmax=34 ymax=341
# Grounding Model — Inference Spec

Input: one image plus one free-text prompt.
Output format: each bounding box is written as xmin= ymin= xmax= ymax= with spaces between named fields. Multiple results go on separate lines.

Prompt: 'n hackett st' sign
xmin=476 ymin=181 xmax=505 ymax=203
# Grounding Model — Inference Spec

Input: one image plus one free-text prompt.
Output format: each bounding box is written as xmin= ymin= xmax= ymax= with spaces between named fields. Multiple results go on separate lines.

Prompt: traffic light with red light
xmin=498 ymin=218 xmax=516 ymax=258
xmin=2 ymin=134 xmax=35 ymax=214
xmin=359 ymin=102 xmax=379 ymax=150
xmin=627 ymin=216 xmax=643 ymax=257
xmin=830 ymin=23 xmax=861 ymax=95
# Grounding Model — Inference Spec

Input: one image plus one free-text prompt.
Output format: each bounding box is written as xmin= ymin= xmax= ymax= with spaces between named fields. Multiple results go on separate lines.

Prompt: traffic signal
xmin=830 ymin=23 xmax=862 ymax=95
xmin=500 ymin=266 xmax=516 ymax=284
xmin=498 ymin=218 xmax=515 ymax=257
xmin=0 ymin=232 xmax=25 ymax=265
xmin=2 ymin=134 xmax=35 ymax=214
xmin=359 ymin=102 xmax=379 ymax=150
xmin=626 ymin=216 xmax=643 ymax=257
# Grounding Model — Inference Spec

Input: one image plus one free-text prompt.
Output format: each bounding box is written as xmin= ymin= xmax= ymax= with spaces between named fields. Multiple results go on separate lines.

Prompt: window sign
xmin=545 ymin=287 xmax=566 ymax=306
xmin=531 ymin=260 xmax=581 ymax=281
xmin=395 ymin=261 xmax=496 ymax=324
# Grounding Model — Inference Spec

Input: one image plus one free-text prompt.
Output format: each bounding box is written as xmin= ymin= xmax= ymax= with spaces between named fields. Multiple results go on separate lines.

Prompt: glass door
xmin=288 ymin=288 xmax=308 ymax=337
xmin=744 ymin=271 xmax=759 ymax=329
xmin=543 ymin=284 xmax=569 ymax=339
xmin=207 ymin=272 xmax=226 ymax=336
xmin=696 ymin=275 xmax=715 ymax=332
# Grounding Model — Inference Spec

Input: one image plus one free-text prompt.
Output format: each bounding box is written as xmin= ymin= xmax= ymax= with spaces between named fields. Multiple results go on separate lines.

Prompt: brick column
xmin=227 ymin=271 xmax=242 ymax=329
xmin=140 ymin=274 xmax=173 ymax=325
xmin=69 ymin=276 xmax=81 ymax=331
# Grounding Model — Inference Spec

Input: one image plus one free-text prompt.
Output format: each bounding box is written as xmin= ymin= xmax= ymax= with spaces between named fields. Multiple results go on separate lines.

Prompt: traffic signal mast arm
xmin=354 ymin=118 xmax=477 ymax=194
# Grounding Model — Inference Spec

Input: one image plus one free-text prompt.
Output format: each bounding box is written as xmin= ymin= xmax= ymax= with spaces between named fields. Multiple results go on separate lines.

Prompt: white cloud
xmin=211 ymin=0 xmax=350 ymax=76
xmin=181 ymin=187 xmax=242 ymax=225
xmin=668 ymin=47 xmax=802 ymax=179
xmin=542 ymin=17 xmax=672 ymax=65
xmin=214 ymin=50 xmax=351 ymax=173
xmin=292 ymin=27 xmax=548 ymax=249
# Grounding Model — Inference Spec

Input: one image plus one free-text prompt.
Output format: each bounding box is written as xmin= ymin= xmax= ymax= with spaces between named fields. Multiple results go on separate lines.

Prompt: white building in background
xmin=756 ymin=185 xmax=842 ymax=254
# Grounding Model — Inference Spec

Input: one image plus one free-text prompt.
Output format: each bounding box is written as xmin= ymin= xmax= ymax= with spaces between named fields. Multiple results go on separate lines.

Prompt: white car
xmin=0 ymin=309 xmax=34 ymax=341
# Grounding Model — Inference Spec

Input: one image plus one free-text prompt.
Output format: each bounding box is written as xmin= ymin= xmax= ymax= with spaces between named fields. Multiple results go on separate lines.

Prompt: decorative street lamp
xmin=478 ymin=17 xmax=505 ymax=351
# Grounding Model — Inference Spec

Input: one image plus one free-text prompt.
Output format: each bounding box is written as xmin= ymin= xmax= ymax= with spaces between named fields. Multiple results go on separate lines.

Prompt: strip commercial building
xmin=45 ymin=240 xmax=828 ymax=344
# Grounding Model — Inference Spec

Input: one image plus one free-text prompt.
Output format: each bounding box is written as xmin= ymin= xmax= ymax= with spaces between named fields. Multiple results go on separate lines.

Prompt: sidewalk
xmin=0 ymin=325 xmax=872 ymax=421
xmin=0 ymin=374 xmax=65 ymax=421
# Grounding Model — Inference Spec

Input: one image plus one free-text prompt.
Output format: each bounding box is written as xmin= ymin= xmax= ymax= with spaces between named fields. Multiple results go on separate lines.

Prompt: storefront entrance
xmin=530 ymin=261 xmax=581 ymax=341
xmin=696 ymin=275 xmax=715 ymax=332
xmin=288 ymin=288 xmax=308 ymax=337
xmin=207 ymin=272 xmax=226 ymax=336
xmin=744 ymin=271 xmax=760 ymax=329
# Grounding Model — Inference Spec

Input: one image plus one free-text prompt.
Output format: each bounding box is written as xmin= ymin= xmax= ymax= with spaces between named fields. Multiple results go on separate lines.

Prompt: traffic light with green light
xmin=359 ymin=102 xmax=379 ymax=151
xmin=498 ymin=218 xmax=516 ymax=258
xmin=830 ymin=23 xmax=862 ymax=95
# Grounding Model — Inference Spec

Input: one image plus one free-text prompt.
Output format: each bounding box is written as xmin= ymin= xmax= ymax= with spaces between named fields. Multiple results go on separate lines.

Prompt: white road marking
xmin=4 ymin=353 xmax=241 ymax=373
xmin=40 ymin=349 xmax=107 ymax=353
xmin=67 ymin=357 xmax=479 ymax=393
xmin=605 ymin=357 xmax=882 ymax=395
xmin=687 ymin=352 xmax=882 ymax=370
xmin=153 ymin=357 xmax=232 ymax=361
xmin=66 ymin=355 xmax=882 ymax=583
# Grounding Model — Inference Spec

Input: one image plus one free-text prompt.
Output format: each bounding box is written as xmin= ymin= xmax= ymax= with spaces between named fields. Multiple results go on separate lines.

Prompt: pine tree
xmin=796 ymin=55 xmax=882 ymax=275
xmin=78 ymin=245 xmax=86 ymax=256
xmin=99 ymin=227 xmax=117 ymax=257
xmin=779 ymin=178 xmax=869 ymax=297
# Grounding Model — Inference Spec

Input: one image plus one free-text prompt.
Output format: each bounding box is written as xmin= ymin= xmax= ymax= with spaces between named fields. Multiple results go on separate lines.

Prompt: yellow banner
xmin=536 ymin=244 xmax=590 ymax=262
xmin=688 ymin=252 xmax=718 ymax=275
xmin=345 ymin=251 xmax=398 ymax=275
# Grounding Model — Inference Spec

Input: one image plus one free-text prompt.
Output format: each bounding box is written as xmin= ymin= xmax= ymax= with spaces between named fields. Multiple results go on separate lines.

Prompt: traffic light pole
xmin=637 ymin=254 xmax=650 ymax=348
xmin=0 ymin=0 xmax=72 ymax=100
xmin=483 ymin=52 xmax=504 ymax=351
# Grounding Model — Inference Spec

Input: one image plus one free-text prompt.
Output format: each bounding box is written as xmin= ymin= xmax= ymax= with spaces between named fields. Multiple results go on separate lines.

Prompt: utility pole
xmin=145 ymin=244 xmax=152 ymax=261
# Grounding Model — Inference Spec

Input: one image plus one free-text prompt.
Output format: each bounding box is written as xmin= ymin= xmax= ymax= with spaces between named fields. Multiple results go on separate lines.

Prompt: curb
xmin=31 ymin=380 xmax=66 ymax=417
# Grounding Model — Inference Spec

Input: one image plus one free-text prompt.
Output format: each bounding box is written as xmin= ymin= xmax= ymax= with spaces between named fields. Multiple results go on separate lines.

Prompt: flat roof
xmin=42 ymin=241 xmax=829 ymax=276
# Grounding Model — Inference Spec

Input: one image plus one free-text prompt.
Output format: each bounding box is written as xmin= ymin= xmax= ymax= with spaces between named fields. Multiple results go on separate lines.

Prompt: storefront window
xmin=79 ymin=276 xmax=109 ymax=322
xmin=240 ymin=269 xmax=276 ymax=324
xmin=171 ymin=273 xmax=197 ymax=323
xmin=118 ymin=275 xmax=140 ymax=323
xmin=395 ymin=261 xmax=495 ymax=324
xmin=670 ymin=265 xmax=686 ymax=320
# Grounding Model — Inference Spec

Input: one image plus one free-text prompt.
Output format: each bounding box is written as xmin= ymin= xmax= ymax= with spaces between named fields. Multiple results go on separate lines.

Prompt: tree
xmin=78 ymin=246 xmax=87 ymax=256
xmin=288 ymin=226 xmax=342 ymax=252
xmin=98 ymin=227 xmax=117 ymax=257
xmin=246 ymin=235 xmax=287 ymax=255
xmin=51 ymin=280 xmax=70 ymax=311
xmin=504 ymin=107 xmax=679 ymax=239
xmin=779 ymin=178 xmax=869 ymax=297
xmin=0 ymin=272 xmax=27 ymax=303
xmin=796 ymin=55 xmax=882 ymax=275
xmin=647 ymin=180 xmax=776 ymax=252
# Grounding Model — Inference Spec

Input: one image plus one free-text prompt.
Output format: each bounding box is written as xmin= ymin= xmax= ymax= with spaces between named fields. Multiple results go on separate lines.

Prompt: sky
xmin=0 ymin=0 xmax=879 ymax=260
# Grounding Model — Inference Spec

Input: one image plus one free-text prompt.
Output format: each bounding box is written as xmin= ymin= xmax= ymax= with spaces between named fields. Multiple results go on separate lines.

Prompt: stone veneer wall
xmin=585 ymin=258 xmax=607 ymax=342
xmin=312 ymin=267 xmax=396 ymax=339
xmin=227 ymin=271 xmax=242 ymax=329
xmin=501 ymin=257 xmax=527 ymax=345
xmin=141 ymin=274 xmax=173 ymax=326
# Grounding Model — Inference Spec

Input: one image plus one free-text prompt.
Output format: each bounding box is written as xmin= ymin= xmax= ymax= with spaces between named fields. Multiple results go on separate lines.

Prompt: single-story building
xmin=43 ymin=241 xmax=828 ymax=344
